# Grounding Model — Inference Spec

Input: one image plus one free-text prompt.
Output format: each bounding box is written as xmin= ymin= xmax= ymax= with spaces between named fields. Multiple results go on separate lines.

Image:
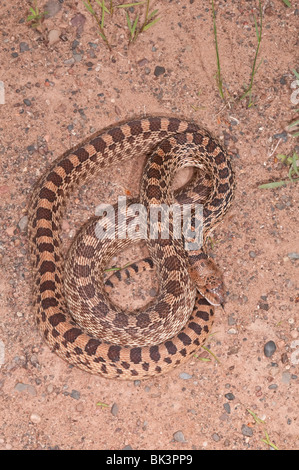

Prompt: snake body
xmin=28 ymin=116 xmax=235 ymax=379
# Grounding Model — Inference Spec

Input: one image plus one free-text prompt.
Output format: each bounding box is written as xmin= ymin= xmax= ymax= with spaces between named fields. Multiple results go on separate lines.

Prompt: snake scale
xmin=28 ymin=116 xmax=235 ymax=379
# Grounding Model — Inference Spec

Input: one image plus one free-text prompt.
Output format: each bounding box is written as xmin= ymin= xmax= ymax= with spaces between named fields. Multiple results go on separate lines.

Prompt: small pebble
xmin=223 ymin=403 xmax=231 ymax=414
xmin=281 ymin=371 xmax=291 ymax=384
xmin=23 ymin=99 xmax=31 ymax=106
xmin=179 ymin=372 xmax=192 ymax=380
xmin=212 ymin=433 xmax=220 ymax=442
xmin=154 ymin=66 xmax=166 ymax=77
xmin=48 ymin=29 xmax=61 ymax=46
xmin=18 ymin=215 xmax=28 ymax=232
xmin=273 ymin=131 xmax=288 ymax=142
xmin=249 ymin=251 xmax=256 ymax=258
xmin=19 ymin=42 xmax=29 ymax=52
xmin=224 ymin=392 xmax=235 ymax=401
xmin=44 ymin=0 xmax=62 ymax=18
xmin=173 ymin=430 xmax=186 ymax=442
xmin=111 ymin=403 xmax=119 ymax=416
xmin=70 ymin=389 xmax=80 ymax=400
xmin=264 ymin=340 xmax=276 ymax=358
xmin=30 ymin=413 xmax=41 ymax=424
xmin=287 ymin=252 xmax=299 ymax=260
xmin=241 ymin=424 xmax=253 ymax=437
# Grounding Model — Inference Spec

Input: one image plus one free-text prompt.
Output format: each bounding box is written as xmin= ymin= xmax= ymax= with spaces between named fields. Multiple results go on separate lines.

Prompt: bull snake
xmin=28 ymin=116 xmax=235 ymax=379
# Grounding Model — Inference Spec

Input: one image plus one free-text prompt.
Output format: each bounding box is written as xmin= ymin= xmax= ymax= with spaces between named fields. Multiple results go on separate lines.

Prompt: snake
xmin=27 ymin=116 xmax=235 ymax=380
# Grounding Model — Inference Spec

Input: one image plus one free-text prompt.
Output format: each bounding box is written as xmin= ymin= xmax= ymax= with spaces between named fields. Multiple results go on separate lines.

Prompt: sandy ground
xmin=0 ymin=0 xmax=298 ymax=450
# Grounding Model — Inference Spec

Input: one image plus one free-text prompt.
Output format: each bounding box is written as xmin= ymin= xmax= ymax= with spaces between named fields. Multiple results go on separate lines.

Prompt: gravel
xmin=241 ymin=424 xmax=253 ymax=437
xmin=264 ymin=340 xmax=276 ymax=358
xmin=70 ymin=390 xmax=80 ymax=400
xmin=154 ymin=66 xmax=166 ymax=77
xmin=173 ymin=430 xmax=186 ymax=442
xmin=224 ymin=393 xmax=235 ymax=401
xmin=111 ymin=403 xmax=119 ymax=416
xmin=179 ymin=372 xmax=193 ymax=380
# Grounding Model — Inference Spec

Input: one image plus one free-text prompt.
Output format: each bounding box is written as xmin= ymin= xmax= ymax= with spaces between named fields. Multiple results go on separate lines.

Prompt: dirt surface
xmin=0 ymin=0 xmax=298 ymax=451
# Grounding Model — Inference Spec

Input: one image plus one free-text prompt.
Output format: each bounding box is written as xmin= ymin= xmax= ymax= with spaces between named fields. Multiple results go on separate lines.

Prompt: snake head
xmin=188 ymin=258 xmax=225 ymax=306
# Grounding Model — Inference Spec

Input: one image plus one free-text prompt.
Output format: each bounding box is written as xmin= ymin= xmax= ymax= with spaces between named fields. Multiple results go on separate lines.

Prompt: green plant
xmin=26 ymin=0 xmax=47 ymax=28
xmin=238 ymin=0 xmax=263 ymax=107
xmin=259 ymin=151 xmax=299 ymax=188
xmin=211 ymin=0 xmax=263 ymax=107
xmin=211 ymin=0 xmax=224 ymax=99
xmin=126 ymin=0 xmax=160 ymax=43
xmin=281 ymin=0 xmax=291 ymax=6
xmin=83 ymin=0 xmax=160 ymax=49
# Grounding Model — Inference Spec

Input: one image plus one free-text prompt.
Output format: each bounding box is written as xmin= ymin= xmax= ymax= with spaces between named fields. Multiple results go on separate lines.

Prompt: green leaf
xmin=95 ymin=0 xmax=110 ymax=14
xmin=292 ymin=153 xmax=299 ymax=175
xmin=247 ymin=409 xmax=265 ymax=424
xmin=148 ymin=8 xmax=159 ymax=19
xmin=83 ymin=1 xmax=95 ymax=14
xmin=96 ymin=401 xmax=109 ymax=407
xmin=292 ymin=69 xmax=299 ymax=80
xmin=287 ymin=118 xmax=299 ymax=129
xmin=142 ymin=16 xmax=160 ymax=31
xmin=131 ymin=15 xmax=139 ymax=36
xmin=116 ymin=1 xmax=145 ymax=8
xmin=259 ymin=180 xmax=288 ymax=189
xmin=126 ymin=11 xmax=132 ymax=31
xmin=281 ymin=0 xmax=291 ymax=6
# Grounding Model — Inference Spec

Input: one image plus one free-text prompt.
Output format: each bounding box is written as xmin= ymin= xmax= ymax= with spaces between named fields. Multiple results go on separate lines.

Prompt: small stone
xmin=48 ymin=29 xmax=61 ymax=46
xmin=111 ymin=403 xmax=119 ymax=416
xmin=249 ymin=251 xmax=256 ymax=258
xmin=281 ymin=352 xmax=288 ymax=364
xmin=30 ymin=413 xmax=41 ymax=424
xmin=212 ymin=433 xmax=220 ymax=442
xmin=173 ymin=430 xmax=186 ymax=442
xmin=18 ymin=215 xmax=28 ymax=232
xmin=268 ymin=384 xmax=278 ymax=390
xmin=259 ymin=302 xmax=269 ymax=311
xmin=70 ymin=389 xmax=80 ymax=400
xmin=14 ymin=383 xmax=27 ymax=393
xmin=23 ymin=99 xmax=31 ymax=106
xmin=241 ymin=424 xmax=253 ymax=437
xmin=264 ymin=340 xmax=276 ymax=358
xmin=44 ymin=0 xmax=62 ymax=18
xmin=287 ymin=252 xmax=299 ymax=260
xmin=279 ymin=75 xmax=287 ymax=85
xmin=154 ymin=66 xmax=166 ymax=77
xmin=19 ymin=42 xmax=29 ymax=52
xmin=73 ymin=53 xmax=83 ymax=62
xmin=137 ymin=58 xmax=148 ymax=67
xmin=179 ymin=372 xmax=192 ymax=380
xmin=273 ymin=131 xmax=288 ymax=142
xmin=14 ymin=383 xmax=37 ymax=396
xmin=223 ymin=403 xmax=231 ymax=414
xmin=224 ymin=392 xmax=235 ymax=401
xmin=281 ymin=371 xmax=291 ymax=384
xmin=123 ymin=445 xmax=133 ymax=450
xmin=64 ymin=58 xmax=75 ymax=65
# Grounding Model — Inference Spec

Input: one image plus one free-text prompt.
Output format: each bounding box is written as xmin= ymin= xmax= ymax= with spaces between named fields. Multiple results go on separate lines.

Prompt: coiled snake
xmin=28 ymin=116 xmax=235 ymax=379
